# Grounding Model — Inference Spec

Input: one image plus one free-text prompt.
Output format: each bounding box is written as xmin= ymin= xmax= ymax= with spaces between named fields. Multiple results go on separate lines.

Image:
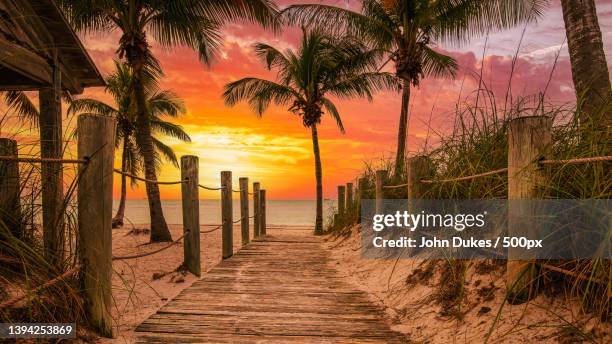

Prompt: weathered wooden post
xmin=239 ymin=177 xmax=249 ymax=245
xmin=0 ymin=138 xmax=22 ymax=239
xmin=375 ymin=170 xmax=387 ymax=214
xmin=357 ymin=177 xmax=367 ymax=223
xmin=253 ymin=182 xmax=261 ymax=238
xmin=40 ymin=50 xmax=64 ymax=267
xmin=260 ymin=189 xmax=267 ymax=236
xmin=337 ymin=185 xmax=346 ymax=216
xmin=407 ymin=156 xmax=430 ymax=201
xmin=221 ymin=171 xmax=233 ymax=259
xmin=506 ymin=116 xmax=552 ymax=304
xmin=346 ymin=182 xmax=354 ymax=210
xmin=77 ymin=114 xmax=116 ymax=337
xmin=181 ymin=156 xmax=200 ymax=276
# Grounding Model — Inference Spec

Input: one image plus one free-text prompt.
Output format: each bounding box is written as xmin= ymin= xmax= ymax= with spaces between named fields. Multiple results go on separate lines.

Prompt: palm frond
xmin=321 ymin=97 xmax=344 ymax=133
xmin=67 ymin=98 xmax=119 ymax=117
xmin=151 ymin=137 xmax=179 ymax=168
xmin=223 ymin=77 xmax=299 ymax=115
xmin=328 ymin=72 xmax=400 ymax=101
xmin=422 ymin=46 xmax=458 ymax=79
xmin=2 ymin=91 xmax=39 ymax=125
xmin=150 ymin=120 xmax=191 ymax=143
xmin=280 ymin=4 xmax=395 ymax=48
xmin=432 ymin=0 xmax=547 ymax=44
xmin=148 ymin=90 xmax=186 ymax=118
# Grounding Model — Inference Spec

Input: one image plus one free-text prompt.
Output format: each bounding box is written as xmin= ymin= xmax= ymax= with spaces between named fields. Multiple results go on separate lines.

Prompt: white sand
xmin=323 ymin=225 xmax=611 ymax=343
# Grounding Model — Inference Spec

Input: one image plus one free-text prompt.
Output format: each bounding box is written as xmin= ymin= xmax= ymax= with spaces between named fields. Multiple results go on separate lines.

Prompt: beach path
xmin=134 ymin=227 xmax=407 ymax=343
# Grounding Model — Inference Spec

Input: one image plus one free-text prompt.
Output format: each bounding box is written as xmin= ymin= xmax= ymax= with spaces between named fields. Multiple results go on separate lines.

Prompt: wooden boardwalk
xmin=135 ymin=229 xmax=408 ymax=343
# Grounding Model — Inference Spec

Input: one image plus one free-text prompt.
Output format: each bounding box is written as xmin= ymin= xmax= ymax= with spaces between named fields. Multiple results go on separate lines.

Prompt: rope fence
xmin=539 ymin=155 xmax=612 ymax=165
xmin=420 ymin=168 xmax=508 ymax=184
xmin=332 ymin=116 xmax=610 ymax=308
xmin=198 ymin=184 xmax=225 ymax=191
xmin=114 ymin=169 xmax=186 ymax=185
xmin=0 ymin=117 xmax=268 ymax=333
xmin=112 ymin=231 xmax=189 ymax=261
xmin=0 ymin=156 xmax=88 ymax=164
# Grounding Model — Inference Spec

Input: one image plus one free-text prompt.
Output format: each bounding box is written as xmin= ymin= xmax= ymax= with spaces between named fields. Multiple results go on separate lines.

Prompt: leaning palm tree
xmin=58 ymin=0 xmax=278 ymax=242
xmin=223 ymin=29 xmax=399 ymax=234
xmin=68 ymin=62 xmax=190 ymax=229
xmin=282 ymin=0 xmax=545 ymax=175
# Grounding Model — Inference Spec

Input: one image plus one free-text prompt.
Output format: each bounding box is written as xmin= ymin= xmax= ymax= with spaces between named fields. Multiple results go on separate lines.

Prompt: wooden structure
xmin=0 ymin=0 xmax=104 ymax=93
xmin=1 ymin=0 xmax=104 ymax=266
xmin=77 ymin=115 xmax=116 ymax=337
xmin=135 ymin=229 xmax=406 ymax=343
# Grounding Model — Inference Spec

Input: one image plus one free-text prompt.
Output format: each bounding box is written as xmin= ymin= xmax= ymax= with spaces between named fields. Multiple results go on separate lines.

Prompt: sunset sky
xmin=9 ymin=0 xmax=611 ymax=200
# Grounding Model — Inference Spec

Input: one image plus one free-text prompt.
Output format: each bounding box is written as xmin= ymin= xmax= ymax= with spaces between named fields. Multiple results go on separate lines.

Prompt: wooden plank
xmin=136 ymin=229 xmax=407 ymax=343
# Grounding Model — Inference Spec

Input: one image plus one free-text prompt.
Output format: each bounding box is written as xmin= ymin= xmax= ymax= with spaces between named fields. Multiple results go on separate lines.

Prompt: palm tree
xmin=282 ymin=0 xmax=545 ymax=176
xmin=68 ymin=62 xmax=190 ymax=229
xmin=560 ymin=0 xmax=611 ymax=131
xmin=223 ymin=29 xmax=399 ymax=234
xmin=58 ymin=0 xmax=278 ymax=242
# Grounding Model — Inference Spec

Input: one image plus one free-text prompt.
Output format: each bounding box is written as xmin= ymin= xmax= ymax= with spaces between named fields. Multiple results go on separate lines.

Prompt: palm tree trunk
xmin=112 ymin=139 xmax=128 ymax=229
xmin=311 ymin=124 xmax=324 ymax=235
xmin=134 ymin=74 xmax=172 ymax=242
xmin=394 ymin=81 xmax=411 ymax=177
xmin=560 ymin=0 xmax=612 ymax=129
xmin=127 ymin=40 xmax=173 ymax=242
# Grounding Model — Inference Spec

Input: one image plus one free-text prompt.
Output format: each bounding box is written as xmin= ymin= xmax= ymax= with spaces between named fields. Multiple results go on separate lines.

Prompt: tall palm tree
xmin=68 ymin=62 xmax=190 ymax=229
xmin=282 ymin=0 xmax=545 ymax=176
xmin=58 ymin=0 xmax=278 ymax=242
xmin=560 ymin=0 xmax=611 ymax=131
xmin=223 ymin=29 xmax=399 ymax=234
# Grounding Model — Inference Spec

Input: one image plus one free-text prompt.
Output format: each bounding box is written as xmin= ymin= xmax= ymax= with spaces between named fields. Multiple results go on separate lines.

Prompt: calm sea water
xmin=116 ymin=199 xmax=337 ymax=226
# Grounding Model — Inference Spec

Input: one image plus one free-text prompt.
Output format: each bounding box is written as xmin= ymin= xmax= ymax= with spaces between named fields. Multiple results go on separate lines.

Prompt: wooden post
xmin=260 ymin=189 xmax=267 ymax=236
xmin=337 ymin=185 xmax=346 ymax=216
xmin=77 ymin=114 xmax=116 ymax=337
xmin=407 ymin=156 xmax=430 ymax=200
xmin=239 ymin=177 xmax=249 ymax=245
xmin=39 ymin=49 xmax=64 ymax=267
xmin=221 ymin=171 xmax=233 ymax=259
xmin=253 ymin=182 xmax=261 ymax=238
xmin=181 ymin=156 xmax=200 ymax=276
xmin=0 ymin=138 xmax=22 ymax=239
xmin=357 ymin=177 xmax=366 ymax=223
xmin=346 ymin=182 xmax=354 ymax=209
xmin=375 ymin=170 xmax=387 ymax=214
xmin=506 ymin=116 xmax=552 ymax=304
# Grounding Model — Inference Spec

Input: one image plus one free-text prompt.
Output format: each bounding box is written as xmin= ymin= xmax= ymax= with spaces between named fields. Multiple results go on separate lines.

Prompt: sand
xmin=101 ymin=223 xmax=243 ymax=343
xmin=100 ymin=223 xmax=610 ymax=343
xmin=323 ymin=225 xmax=612 ymax=343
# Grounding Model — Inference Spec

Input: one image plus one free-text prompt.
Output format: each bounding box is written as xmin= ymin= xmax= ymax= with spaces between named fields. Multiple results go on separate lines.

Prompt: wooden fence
xmin=333 ymin=116 xmax=611 ymax=304
xmin=0 ymin=114 xmax=268 ymax=335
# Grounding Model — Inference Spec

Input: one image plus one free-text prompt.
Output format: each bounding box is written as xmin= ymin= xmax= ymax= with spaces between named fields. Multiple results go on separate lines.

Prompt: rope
xmin=202 ymin=224 xmax=222 ymax=233
xmin=0 ymin=266 xmax=81 ymax=309
xmin=114 ymin=169 xmax=186 ymax=185
xmin=540 ymin=263 xmax=606 ymax=285
xmin=420 ymin=168 xmax=508 ymax=184
xmin=199 ymin=184 xmax=225 ymax=191
xmin=539 ymin=155 xmax=612 ymax=166
xmin=0 ymin=156 xmax=88 ymax=164
xmin=112 ymin=232 xmax=189 ymax=260
xmin=382 ymin=183 xmax=409 ymax=189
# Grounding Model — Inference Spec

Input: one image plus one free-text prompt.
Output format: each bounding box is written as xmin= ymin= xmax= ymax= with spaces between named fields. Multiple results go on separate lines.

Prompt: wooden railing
xmin=0 ymin=114 xmax=268 ymax=335
xmin=333 ymin=116 xmax=611 ymax=304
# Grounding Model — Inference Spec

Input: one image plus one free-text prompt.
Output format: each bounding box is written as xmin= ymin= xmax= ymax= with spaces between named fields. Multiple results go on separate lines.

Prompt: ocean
xmin=117 ymin=199 xmax=337 ymax=226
